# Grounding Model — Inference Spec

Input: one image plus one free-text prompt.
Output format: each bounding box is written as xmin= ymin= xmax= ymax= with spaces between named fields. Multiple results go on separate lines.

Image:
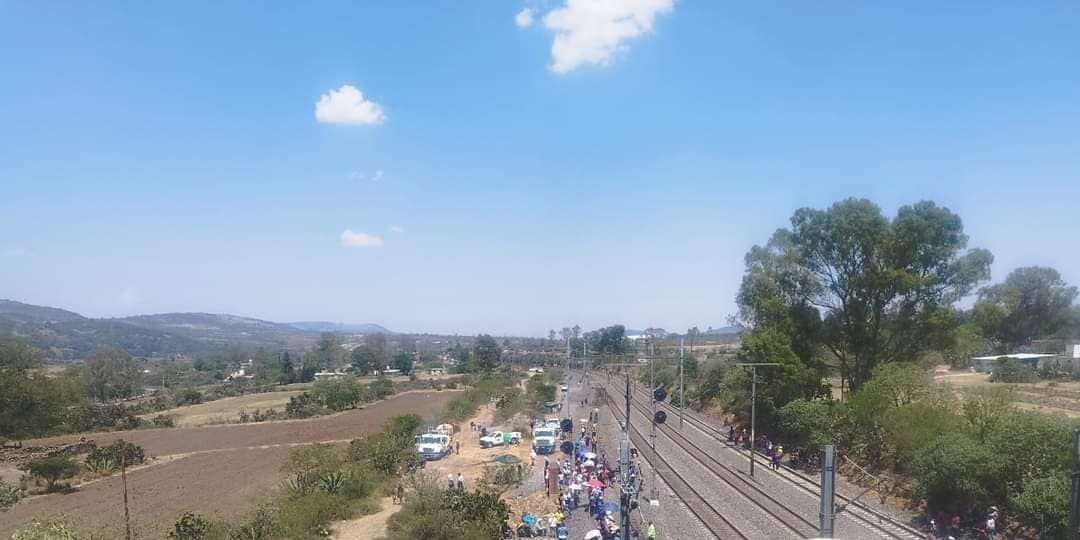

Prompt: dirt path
xmin=331 ymin=497 xmax=398 ymax=539
xmin=0 ymin=390 xmax=460 ymax=538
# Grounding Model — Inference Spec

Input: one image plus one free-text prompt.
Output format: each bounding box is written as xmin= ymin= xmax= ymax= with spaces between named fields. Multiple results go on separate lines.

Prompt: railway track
xmin=612 ymin=378 xmax=924 ymax=539
xmin=599 ymin=389 xmax=750 ymax=540
xmin=605 ymin=383 xmax=819 ymax=539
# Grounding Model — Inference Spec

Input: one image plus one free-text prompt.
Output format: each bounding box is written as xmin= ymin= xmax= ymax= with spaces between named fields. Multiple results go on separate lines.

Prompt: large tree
xmin=974 ymin=266 xmax=1078 ymax=353
xmin=0 ymin=341 xmax=82 ymax=440
xmin=473 ymin=335 xmax=501 ymax=372
xmin=83 ymin=345 xmax=143 ymax=402
xmin=350 ymin=345 xmax=377 ymax=375
xmin=739 ymin=198 xmax=992 ymax=391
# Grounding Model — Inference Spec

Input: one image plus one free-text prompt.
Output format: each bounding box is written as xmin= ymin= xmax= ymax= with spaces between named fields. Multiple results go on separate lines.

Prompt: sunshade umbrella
xmin=583 ymin=452 xmax=598 ymax=459
xmin=522 ymin=514 xmax=537 ymax=526
xmin=602 ymin=502 xmax=620 ymax=513
xmin=587 ymin=478 xmax=605 ymax=489
xmin=494 ymin=454 xmax=522 ymax=465
xmin=583 ymin=459 xmax=596 ymax=467
xmin=584 ymin=530 xmax=603 ymax=540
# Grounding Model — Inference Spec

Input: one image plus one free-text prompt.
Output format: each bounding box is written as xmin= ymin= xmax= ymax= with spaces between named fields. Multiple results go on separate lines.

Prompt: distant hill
xmin=288 ymin=321 xmax=394 ymax=334
xmin=0 ymin=301 xmax=318 ymax=360
xmin=0 ymin=299 xmax=85 ymax=323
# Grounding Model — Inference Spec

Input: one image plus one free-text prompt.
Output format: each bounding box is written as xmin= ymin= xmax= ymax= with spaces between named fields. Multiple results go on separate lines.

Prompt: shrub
xmin=85 ymin=440 xmax=146 ymax=473
xmin=1012 ymin=475 xmax=1069 ymax=539
xmin=177 ymin=388 xmax=204 ymax=406
xmin=11 ymin=520 xmax=80 ymax=540
xmin=19 ymin=456 xmax=80 ymax=492
xmin=0 ymin=479 xmax=22 ymax=509
xmin=285 ymin=393 xmax=323 ymax=419
xmin=278 ymin=491 xmax=350 ymax=537
xmin=169 ymin=512 xmax=212 ymax=539
xmin=312 ymin=379 xmax=361 ymax=411
xmin=153 ymin=414 xmax=177 ymax=428
xmin=912 ymin=432 xmax=1002 ymax=515
xmin=777 ymin=399 xmax=836 ymax=457
xmin=228 ymin=504 xmax=281 ymax=540
xmin=990 ymin=357 xmax=1037 ymax=383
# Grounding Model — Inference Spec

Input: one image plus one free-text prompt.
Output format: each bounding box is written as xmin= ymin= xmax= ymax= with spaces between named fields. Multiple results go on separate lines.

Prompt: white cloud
xmin=542 ymin=0 xmax=674 ymax=74
xmin=515 ymin=8 xmax=535 ymax=28
xmin=315 ymin=85 xmax=386 ymax=125
xmin=373 ymin=169 xmax=384 ymax=181
xmin=340 ymin=229 xmax=385 ymax=248
xmin=389 ymin=225 xmax=405 ymax=233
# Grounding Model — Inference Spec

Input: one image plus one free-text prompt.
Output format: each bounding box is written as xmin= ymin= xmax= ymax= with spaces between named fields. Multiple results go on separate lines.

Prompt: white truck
xmin=479 ymin=430 xmax=522 ymax=449
xmin=532 ymin=425 xmax=558 ymax=455
xmin=416 ymin=432 xmax=451 ymax=460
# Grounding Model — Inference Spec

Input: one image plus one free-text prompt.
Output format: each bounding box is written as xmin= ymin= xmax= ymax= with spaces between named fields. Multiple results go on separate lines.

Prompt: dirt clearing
xmin=0 ymin=390 xmax=460 ymax=538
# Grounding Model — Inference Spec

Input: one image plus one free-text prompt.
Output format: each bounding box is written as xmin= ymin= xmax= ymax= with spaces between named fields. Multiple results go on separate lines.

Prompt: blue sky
xmin=2 ymin=1 xmax=1078 ymax=336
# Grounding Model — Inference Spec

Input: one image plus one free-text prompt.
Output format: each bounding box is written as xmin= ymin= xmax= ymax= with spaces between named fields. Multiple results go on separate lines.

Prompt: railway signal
xmin=653 ymin=386 xmax=667 ymax=402
xmin=654 ymin=410 xmax=667 ymax=425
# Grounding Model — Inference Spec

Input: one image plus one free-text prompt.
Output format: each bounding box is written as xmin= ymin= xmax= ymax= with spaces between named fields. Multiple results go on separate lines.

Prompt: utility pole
xmin=1070 ymin=429 xmax=1080 ymax=540
xmin=121 ymin=453 xmax=132 ymax=540
xmin=679 ymin=337 xmax=685 ymax=429
xmin=619 ymin=374 xmax=633 ymax=540
xmin=820 ymin=444 xmax=836 ymax=538
xmin=735 ymin=362 xmax=780 ymax=478
xmin=649 ymin=339 xmax=658 ymax=502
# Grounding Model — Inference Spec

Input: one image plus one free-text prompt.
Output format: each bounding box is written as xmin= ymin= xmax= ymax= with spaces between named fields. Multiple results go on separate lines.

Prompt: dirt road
xmin=0 ymin=390 xmax=459 ymax=538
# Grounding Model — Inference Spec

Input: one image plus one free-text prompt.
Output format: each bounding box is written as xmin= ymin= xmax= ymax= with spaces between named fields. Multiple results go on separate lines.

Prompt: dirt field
xmin=934 ymin=369 xmax=1080 ymax=418
xmin=138 ymin=391 xmax=304 ymax=427
xmin=0 ymin=390 xmax=460 ymax=538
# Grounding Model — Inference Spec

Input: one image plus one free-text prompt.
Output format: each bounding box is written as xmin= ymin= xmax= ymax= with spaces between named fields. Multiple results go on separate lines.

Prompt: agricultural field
xmin=137 ymin=390 xmax=305 ymax=427
xmin=0 ymin=390 xmax=461 ymax=538
xmin=935 ymin=369 xmax=1080 ymax=418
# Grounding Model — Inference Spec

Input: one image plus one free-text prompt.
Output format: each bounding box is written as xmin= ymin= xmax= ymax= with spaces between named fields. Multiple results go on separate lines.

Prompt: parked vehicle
xmin=416 ymin=432 xmax=451 ymax=460
xmin=532 ymin=426 xmax=558 ymax=454
xmin=480 ymin=430 xmax=522 ymax=449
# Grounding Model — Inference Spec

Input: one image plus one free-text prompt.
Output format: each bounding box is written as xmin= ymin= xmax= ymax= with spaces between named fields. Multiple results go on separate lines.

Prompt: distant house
xmin=314 ymin=370 xmax=344 ymax=381
xmin=971 ymin=353 xmax=1059 ymax=373
xmin=428 ymin=367 xmax=445 ymax=376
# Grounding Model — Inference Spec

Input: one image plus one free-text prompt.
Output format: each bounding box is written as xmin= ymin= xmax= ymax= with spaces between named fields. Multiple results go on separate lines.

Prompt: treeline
xmin=699 ymin=198 xmax=1079 ymax=537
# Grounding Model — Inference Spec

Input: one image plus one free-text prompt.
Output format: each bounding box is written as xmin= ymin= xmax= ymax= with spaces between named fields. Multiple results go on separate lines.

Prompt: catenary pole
xmin=735 ymin=362 xmax=780 ymax=478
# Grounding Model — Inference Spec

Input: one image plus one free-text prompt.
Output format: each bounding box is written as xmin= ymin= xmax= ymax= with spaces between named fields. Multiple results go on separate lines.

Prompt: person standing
xmin=647 ymin=521 xmax=657 ymax=540
xmin=456 ymin=472 xmax=464 ymax=491
xmin=456 ymin=440 xmax=460 ymax=455
xmin=447 ymin=473 xmax=454 ymax=490
xmin=530 ymin=449 xmax=537 ymax=467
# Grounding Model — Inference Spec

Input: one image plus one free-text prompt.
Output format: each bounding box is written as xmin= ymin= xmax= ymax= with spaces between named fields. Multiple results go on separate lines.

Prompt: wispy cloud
xmin=3 ymin=247 xmax=27 ymax=257
xmin=315 ymin=85 xmax=386 ymax=125
xmin=539 ymin=0 xmax=675 ymax=74
xmin=389 ymin=225 xmax=405 ymax=234
xmin=340 ymin=229 xmax=385 ymax=248
xmin=515 ymin=8 xmax=535 ymax=28
xmin=349 ymin=169 xmax=385 ymax=182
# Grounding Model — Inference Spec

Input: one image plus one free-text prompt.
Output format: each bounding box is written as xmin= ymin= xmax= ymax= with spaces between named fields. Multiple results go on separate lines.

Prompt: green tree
xmin=366 ymin=333 xmax=389 ymax=369
xmin=20 ymin=455 xmax=80 ymax=492
xmin=312 ymin=378 xmax=361 ymax=411
xmin=0 ymin=341 xmax=82 ymax=440
xmin=279 ymin=350 xmax=295 ymax=384
xmin=912 ymin=432 xmax=1001 ymax=515
xmin=962 ymin=386 xmax=1015 ymax=442
xmin=473 ymin=335 xmax=501 ymax=372
xmin=974 ymin=266 xmax=1078 ymax=353
xmin=743 ymin=199 xmax=993 ymax=391
xmin=942 ymin=322 xmax=990 ymax=369
xmin=685 ymin=327 xmax=701 ymax=352
xmin=392 ymin=352 xmax=413 ymax=374
xmin=83 ymin=345 xmax=142 ymax=402
xmin=351 ymin=346 xmax=377 ymax=376
xmin=314 ymin=332 xmax=343 ymax=369
xmin=777 ymin=399 xmax=835 ymax=455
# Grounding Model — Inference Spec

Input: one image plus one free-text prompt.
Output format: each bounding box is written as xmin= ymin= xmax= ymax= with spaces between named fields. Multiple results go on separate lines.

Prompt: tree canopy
xmin=974 ymin=266 xmax=1078 ymax=353
xmin=738 ymin=198 xmax=992 ymax=390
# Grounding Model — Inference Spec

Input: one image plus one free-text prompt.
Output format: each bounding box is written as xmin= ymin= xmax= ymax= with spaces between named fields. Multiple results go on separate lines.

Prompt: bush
xmin=285 ymin=393 xmax=323 ymax=419
xmin=312 ymin=379 xmax=361 ymax=411
xmin=777 ymin=399 xmax=836 ymax=457
xmin=19 ymin=455 xmax=80 ymax=492
xmin=278 ymin=491 xmax=350 ymax=537
xmin=177 ymin=388 xmax=204 ymax=406
xmin=0 ymin=479 xmax=22 ymax=509
xmin=990 ymin=357 xmax=1037 ymax=383
xmin=11 ymin=520 xmax=80 ymax=540
xmin=84 ymin=440 xmax=146 ymax=474
xmin=1012 ymin=475 xmax=1069 ymax=539
xmin=169 ymin=512 xmax=213 ymax=540
xmin=153 ymin=414 xmax=177 ymax=428
xmin=912 ymin=432 xmax=1002 ymax=515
